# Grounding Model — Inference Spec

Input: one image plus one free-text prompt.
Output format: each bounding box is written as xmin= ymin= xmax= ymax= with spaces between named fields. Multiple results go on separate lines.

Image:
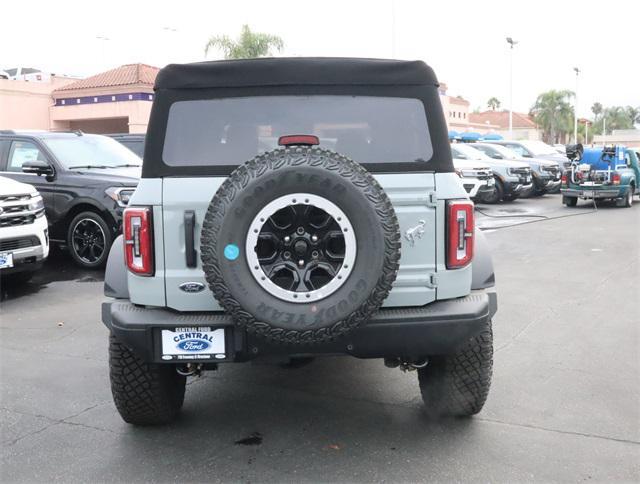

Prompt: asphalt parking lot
xmin=1 ymin=194 xmax=639 ymax=482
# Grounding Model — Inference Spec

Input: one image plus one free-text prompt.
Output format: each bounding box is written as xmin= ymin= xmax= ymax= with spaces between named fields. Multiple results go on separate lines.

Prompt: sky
xmin=2 ymin=0 xmax=638 ymax=118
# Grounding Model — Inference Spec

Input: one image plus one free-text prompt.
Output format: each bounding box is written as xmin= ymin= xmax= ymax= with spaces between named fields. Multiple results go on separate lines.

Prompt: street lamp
xmin=506 ymin=37 xmax=518 ymax=139
xmin=573 ymin=67 xmax=580 ymax=144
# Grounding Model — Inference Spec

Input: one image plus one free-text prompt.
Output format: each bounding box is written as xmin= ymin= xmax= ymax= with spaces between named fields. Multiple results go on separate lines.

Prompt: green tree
xmin=591 ymin=102 xmax=603 ymax=120
xmin=529 ymin=90 xmax=574 ymax=144
xmin=591 ymin=105 xmax=636 ymax=135
xmin=487 ymin=97 xmax=501 ymax=110
xmin=626 ymin=106 xmax=640 ymax=125
xmin=204 ymin=24 xmax=284 ymax=59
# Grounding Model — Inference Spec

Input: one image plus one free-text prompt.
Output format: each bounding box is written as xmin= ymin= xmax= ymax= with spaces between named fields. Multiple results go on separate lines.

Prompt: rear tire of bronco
xmin=417 ymin=319 xmax=493 ymax=418
xmin=563 ymin=196 xmax=578 ymax=207
xmin=109 ymin=334 xmax=186 ymax=425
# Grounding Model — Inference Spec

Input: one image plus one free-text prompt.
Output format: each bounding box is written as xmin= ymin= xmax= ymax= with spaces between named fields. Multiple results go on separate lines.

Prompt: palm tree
xmin=626 ymin=106 xmax=640 ymax=125
xmin=530 ymin=90 xmax=574 ymax=143
xmin=487 ymin=97 xmax=501 ymax=111
xmin=591 ymin=102 xmax=603 ymax=120
xmin=204 ymin=24 xmax=284 ymax=59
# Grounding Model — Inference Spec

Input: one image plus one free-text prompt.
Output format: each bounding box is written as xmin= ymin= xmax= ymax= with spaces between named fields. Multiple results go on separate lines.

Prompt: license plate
xmin=582 ymin=190 xmax=594 ymax=198
xmin=0 ymin=252 xmax=14 ymax=269
xmin=160 ymin=327 xmax=226 ymax=361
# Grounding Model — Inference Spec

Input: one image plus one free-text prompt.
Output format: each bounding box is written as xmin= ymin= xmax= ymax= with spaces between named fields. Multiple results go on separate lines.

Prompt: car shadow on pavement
xmin=0 ymin=247 xmax=103 ymax=302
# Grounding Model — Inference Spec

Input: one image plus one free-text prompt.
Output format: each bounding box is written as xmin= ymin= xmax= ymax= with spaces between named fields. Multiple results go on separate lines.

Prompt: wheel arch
xmin=104 ymin=235 xmax=129 ymax=299
xmin=64 ymin=201 xmax=118 ymax=239
xmin=471 ymin=228 xmax=495 ymax=289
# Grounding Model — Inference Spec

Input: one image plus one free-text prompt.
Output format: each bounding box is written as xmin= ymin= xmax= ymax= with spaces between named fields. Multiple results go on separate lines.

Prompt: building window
xmin=61 ymin=100 xmax=65 ymax=105
xmin=94 ymin=97 xmax=98 ymax=103
xmin=128 ymin=94 xmax=133 ymax=100
xmin=111 ymin=96 xmax=116 ymax=101
xmin=76 ymin=99 xmax=81 ymax=104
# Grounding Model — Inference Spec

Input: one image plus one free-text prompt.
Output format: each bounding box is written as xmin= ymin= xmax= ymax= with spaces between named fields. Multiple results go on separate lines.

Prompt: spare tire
xmin=201 ymin=146 xmax=401 ymax=344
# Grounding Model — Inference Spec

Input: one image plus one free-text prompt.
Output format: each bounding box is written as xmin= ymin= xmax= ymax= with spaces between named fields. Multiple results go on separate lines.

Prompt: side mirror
xmin=22 ymin=160 xmax=54 ymax=177
xmin=491 ymin=153 xmax=503 ymax=159
xmin=522 ymin=152 xmax=533 ymax=158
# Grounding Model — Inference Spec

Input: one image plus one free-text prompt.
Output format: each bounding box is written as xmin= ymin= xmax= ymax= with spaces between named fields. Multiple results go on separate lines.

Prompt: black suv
xmin=0 ymin=131 xmax=140 ymax=268
xmin=107 ymin=133 xmax=146 ymax=158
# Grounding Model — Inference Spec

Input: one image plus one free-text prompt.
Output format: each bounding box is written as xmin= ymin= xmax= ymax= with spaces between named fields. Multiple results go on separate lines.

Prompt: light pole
xmin=506 ymin=37 xmax=518 ymax=139
xmin=573 ymin=67 xmax=580 ymax=143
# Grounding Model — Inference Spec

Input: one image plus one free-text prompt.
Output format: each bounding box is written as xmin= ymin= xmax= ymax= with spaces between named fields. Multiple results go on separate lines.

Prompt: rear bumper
xmin=561 ymin=187 xmax=625 ymax=198
xmin=102 ymin=289 xmax=497 ymax=362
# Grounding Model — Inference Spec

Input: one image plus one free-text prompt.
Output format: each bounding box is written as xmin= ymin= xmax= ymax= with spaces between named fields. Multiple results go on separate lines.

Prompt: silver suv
xmin=101 ymin=58 xmax=497 ymax=425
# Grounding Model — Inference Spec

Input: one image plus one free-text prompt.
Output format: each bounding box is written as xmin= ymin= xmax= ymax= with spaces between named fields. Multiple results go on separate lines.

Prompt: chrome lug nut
xmin=298 ymin=259 xmax=305 ymax=267
xmin=311 ymin=235 xmax=318 ymax=242
xmin=284 ymin=236 xmax=291 ymax=243
xmin=312 ymin=250 xmax=319 ymax=258
xmin=296 ymin=227 xmax=305 ymax=235
xmin=283 ymin=251 xmax=291 ymax=259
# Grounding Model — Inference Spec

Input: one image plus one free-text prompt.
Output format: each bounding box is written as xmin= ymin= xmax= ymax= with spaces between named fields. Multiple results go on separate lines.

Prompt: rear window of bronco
xmin=162 ymin=95 xmax=433 ymax=166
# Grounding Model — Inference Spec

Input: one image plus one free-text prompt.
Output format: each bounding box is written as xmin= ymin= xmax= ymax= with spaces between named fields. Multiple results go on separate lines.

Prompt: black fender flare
xmin=472 ymin=229 xmax=495 ymax=289
xmin=104 ymin=235 xmax=129 ymax=299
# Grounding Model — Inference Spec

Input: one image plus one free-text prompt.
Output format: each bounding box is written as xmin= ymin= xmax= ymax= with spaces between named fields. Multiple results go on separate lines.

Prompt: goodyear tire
xmin=109 ymin=334 xmax=186 ymax=425
xmin=200 ymin=147 xmax=401 ymax=344
xmin=418 ymin=319 xmax=493 ymax=418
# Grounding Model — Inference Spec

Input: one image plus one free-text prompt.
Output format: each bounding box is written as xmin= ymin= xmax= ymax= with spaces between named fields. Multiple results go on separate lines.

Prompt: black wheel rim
xmin=246 ymin=193 xmax=356 ymax=303
xmin=256 ymin=204 xmax=345 ymax=293
xmin=72 ymin=218 xmax=106 ymax=264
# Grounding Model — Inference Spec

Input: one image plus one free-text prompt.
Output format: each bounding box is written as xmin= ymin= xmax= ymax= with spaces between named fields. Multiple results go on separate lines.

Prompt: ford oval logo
xmin=179 ymin=282 xmax=205 ymax=293
xmin=177 ymin=339 xmax=210 ymax=351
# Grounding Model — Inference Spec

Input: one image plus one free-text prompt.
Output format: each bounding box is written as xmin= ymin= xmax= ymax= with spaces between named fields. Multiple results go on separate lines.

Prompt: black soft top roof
xmin=155 ymin=57 xmax=438 ymax=90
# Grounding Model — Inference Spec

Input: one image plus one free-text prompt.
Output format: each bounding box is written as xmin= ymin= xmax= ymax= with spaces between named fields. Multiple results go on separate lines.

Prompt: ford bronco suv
xmin=101 ymin=58 xmax=497 ymax=425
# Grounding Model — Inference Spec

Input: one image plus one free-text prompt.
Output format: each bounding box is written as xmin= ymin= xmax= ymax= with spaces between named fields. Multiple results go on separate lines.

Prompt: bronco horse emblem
xmin=405 ymin=220 xmax=426 ymax=247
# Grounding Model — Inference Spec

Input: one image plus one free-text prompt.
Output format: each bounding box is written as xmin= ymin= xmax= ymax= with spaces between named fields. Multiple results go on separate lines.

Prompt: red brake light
xmin=123 ymin=207 xmax=154 ymax=276
xmin=447 ymin=200 xmax=474 ymax=269
xmin=278 ymin=135 xmax=320 ymax=146
xmin=561 ymin=174 xmax=567 ymax=186
xmin=612 ymin=173 xmax=621 ymax=185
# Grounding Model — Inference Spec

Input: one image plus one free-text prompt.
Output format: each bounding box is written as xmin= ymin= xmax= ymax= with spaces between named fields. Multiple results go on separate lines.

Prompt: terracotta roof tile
xmin=53 ymin=63 xmax=159 ymax=92
xmin=469 ymin=110 xmax=537 ymax=129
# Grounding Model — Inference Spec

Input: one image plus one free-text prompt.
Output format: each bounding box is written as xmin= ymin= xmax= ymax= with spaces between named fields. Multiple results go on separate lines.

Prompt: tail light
xmin=561 ymin=174 xmax=568 ymax=186
xmin=278 ymin=135 xmax=320 ymax=146
xmin=447 ymin=200 xmax=474 ymax=269
xmin=612 ymin=173 xmax=621 ymax=185
xmin=123 ymin=207 xmax=154 ymax=276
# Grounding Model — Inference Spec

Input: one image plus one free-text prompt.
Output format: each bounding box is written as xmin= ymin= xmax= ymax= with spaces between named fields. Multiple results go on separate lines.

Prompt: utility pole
xmin=573 ymin=67 xmax=580 ymax=143
xmin=506 ymin=37 xmax=518 ymax=139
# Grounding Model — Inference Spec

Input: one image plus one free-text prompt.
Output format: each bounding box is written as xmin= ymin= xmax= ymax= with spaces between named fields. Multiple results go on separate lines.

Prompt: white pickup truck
xmin=0 ymin=176 xmax=49 ymax=281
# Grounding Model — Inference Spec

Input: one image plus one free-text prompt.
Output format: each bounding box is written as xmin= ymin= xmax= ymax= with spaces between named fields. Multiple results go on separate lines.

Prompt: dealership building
xmin=0 ymin=63 xmax=159 ymax=133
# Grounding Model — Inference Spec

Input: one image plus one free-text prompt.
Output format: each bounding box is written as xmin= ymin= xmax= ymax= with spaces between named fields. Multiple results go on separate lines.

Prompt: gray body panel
xmin=118 ymin=171 xmax=490 ymax=311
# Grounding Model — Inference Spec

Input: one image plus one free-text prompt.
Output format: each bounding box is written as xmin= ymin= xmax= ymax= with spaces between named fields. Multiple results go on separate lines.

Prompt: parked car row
xmin=451 ymin=140 xmax=563 ymax=203
xmin=0 ymin=130 xmax=140 ymax=271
